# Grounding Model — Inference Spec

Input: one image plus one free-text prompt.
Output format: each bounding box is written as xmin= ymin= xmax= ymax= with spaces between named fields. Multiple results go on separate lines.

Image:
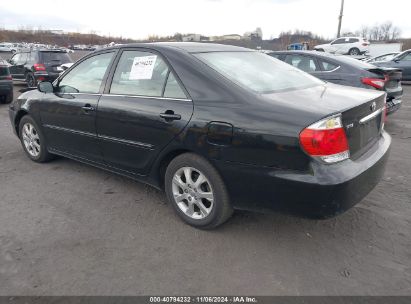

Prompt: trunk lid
xmin=262 ymin=83 xmax=386 ymax=160
xmin=367 ymin=67 xmax=402 ymax=95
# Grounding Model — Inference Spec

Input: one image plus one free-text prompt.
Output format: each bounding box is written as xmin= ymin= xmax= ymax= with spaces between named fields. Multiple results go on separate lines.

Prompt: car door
xmin=8 ymin=53 xmax=27 ymax=79
xmin=96 ymin=48 xmax=194 ymax=176
xmin=39 ymin=51 xmax=116 ymax=162
xmin=330 ymin=38 xmax=348 ymax=54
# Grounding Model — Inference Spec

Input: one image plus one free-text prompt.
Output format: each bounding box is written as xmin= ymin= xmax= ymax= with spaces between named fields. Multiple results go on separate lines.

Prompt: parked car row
xmin=8 ymin=42 xmax=391 ymax=229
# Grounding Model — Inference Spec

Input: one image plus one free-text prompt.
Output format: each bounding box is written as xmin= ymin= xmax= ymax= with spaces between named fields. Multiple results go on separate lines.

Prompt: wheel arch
xmin=153 ymin=148 xmax=193 ymax=189
xmin=14 ymin=110 xmax=29 ymax=136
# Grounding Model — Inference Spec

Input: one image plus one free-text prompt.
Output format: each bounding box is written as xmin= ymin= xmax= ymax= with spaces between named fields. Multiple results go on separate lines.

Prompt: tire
xmin=316 ymin=48 xmax=325 ymax=52
xmin=18 ymin=115 xmax=53 ymax=163
xmin=165 ymin=153 xmax=233 ymax=229
xmin=26 ymin=72 xmax=37 ymax=88
xmin=5 ymin=92 xmax=13 ymax=104
xmin=348 ymin=48 xmax=360 ymax=56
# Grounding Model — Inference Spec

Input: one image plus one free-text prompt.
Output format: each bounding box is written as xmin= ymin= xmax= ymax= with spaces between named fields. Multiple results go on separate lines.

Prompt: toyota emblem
xmin=370 ymin=102 xmax=376 ymax=112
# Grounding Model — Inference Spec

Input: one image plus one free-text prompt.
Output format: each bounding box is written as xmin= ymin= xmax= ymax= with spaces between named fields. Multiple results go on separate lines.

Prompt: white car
xmin=0 ymin=42 xmax=17 ymax=53
xmin=314 ymin=37 xmax=370 ymax=56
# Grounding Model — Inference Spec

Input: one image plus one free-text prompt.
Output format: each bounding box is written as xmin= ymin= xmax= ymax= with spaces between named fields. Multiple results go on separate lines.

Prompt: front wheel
xmin=19 ymin=115 xmax=54 ymax=163
xmin=165 ymin=153 xmax=233 ymax=229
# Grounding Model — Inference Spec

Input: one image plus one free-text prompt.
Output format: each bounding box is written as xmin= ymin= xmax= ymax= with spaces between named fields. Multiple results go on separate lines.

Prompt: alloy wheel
xmin=22 ymin=123 xmax=41 ymax=157
xmin=172 ymin=166 xmax=214 ymax=220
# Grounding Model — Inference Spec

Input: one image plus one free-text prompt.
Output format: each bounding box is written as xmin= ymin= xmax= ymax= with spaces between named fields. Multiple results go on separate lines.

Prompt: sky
xmin=1 ymin=0 xmax=411 ymax=40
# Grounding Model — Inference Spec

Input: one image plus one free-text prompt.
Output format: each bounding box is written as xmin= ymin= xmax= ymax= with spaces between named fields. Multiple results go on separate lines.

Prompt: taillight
xmin=362 ymin=43 xmax=369 ymax=46
xmin=300 ymin=115 xmax=350 ymax=164
xmin=5 ymin=75 xmax=12 ymax=80
xmin=33 ymin=63 xmax=46 ymax=71
xmin=361 ymin=76 xmax=387 ymax=90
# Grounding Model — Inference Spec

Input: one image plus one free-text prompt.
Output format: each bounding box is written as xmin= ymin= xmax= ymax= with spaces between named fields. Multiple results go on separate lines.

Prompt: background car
xmin=364 ymin=52 xmax=400 ymax=63
xmin=0 ymin=42 xmax=18 ymax=53
xmin=373 ymin=49 xmax=411 ymax=81
xmin=8 ymin=49 xmax=73 ymax=87
xmin=0 ymin=58 xmax=13 ymax=104
xmin=9 ymin=43 xmax=390 ymax=229
xmin=314 ymin=37 xmax=370 ymax=55
xmin=269 ymin=51 xmax=403 ymax=115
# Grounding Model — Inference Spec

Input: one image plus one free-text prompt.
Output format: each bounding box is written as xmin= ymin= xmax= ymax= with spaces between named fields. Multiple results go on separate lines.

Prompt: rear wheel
xmin=5 ymin=92 xmax=13 ymax=104
xmin=165 ymin=153 xmax=233 ymax=229
xmin=316 ymin=48 xmax=325 ymax=52
xmin=19 ymin=115 xmax=53 ymax=163
xmin=26 ymin=72 xmax=37 ymax=88
xmin=348 ymin=48 xmax=360 ymax=56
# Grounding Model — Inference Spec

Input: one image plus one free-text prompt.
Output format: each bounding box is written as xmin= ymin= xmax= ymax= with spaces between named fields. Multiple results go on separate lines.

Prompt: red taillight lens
xmin=300 ymin=115 xmax=350 ymax=164
xmin=33 ymin=63 xmax=46 ymax=71
xmin=361 ymin=77 xmax=387 ymax=90
xmin=5 ymin=75 xmax=12 ymax=80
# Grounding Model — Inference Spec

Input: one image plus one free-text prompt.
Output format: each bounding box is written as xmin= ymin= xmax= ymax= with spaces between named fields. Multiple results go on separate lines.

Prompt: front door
xmin=9 ymin=53 xmax=27 ymax=80
xmin=39 ymin=51 xmax=116 ymax=163
xmin=96 ymin=49 xmax=193 ymax=175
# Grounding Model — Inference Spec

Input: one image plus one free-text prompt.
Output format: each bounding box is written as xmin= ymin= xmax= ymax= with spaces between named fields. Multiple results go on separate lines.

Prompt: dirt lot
xmin=0 ymin=75 xmax=410 ymax=295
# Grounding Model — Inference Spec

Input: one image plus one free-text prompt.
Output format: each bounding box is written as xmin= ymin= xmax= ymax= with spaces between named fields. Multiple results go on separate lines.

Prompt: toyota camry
xmin=9 ymin=43 xmax=391 ymax=229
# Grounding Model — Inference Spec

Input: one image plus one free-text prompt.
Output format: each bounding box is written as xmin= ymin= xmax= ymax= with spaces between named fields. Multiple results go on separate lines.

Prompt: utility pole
xmin=337 ymin=0 xmax=345 ymax=38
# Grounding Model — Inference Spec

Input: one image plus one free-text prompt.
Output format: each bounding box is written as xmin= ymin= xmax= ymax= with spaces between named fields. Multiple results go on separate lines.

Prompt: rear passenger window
xmin=110 ymin=50 xmax=169 ymax=97
xmin=285 ymin=55 xmax=319 ymax=72
xmin=320 ymin=61 xmax=339 ymax=71
xmin=163 ymin=73 xmax=187 ymax=99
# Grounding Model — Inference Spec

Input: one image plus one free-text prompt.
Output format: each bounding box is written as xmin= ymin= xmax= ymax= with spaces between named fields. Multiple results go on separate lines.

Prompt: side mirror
xmin=37 ymin=81 xmax=54 ymax=93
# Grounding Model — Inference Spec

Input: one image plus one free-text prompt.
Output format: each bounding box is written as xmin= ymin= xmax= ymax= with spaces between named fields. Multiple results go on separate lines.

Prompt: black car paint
xmin=269 ymin=51 xmax=403 ymax=115
xmin=9 ymin=43 xmax=391 ymax=218
xmin=373 ymin=50 xmax=411 ymax=81
xmin=0 ymin=60 xmax=13 ymax=103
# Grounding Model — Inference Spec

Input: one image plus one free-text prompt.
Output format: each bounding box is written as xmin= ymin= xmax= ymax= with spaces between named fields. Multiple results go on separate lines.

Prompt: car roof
xmin=105 ymin=42 xmax=253 ymax=53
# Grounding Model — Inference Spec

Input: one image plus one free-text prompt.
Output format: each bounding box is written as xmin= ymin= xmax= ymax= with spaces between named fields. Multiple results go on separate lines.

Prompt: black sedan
xmin=9 ymin=43 xmax=391 ymax=229
xmin=269 ymin=51 xmax=403 ymax=115
xmin=373 ymin=49 xmax=411 ymax=81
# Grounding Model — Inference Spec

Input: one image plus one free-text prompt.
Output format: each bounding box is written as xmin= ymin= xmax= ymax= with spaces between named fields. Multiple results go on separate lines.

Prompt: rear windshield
xmin=41 ymin=52 xmax=72 ymax=64
xmin=331 ymin=55 xmax=376 ymax=69
xmin=194 ymin=51 xmax=323 ymax=94
xmin=0 ymin=66 xmax=10 ymax=76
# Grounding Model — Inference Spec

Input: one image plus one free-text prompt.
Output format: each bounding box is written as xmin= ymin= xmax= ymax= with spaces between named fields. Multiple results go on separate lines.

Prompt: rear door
xmin=39 ymin=51 xmax=116 ymax=162
xmin=96 ymin=48 xmax=193 ymax=175
xmin=284 ymin=54 xmax=322 ymax=76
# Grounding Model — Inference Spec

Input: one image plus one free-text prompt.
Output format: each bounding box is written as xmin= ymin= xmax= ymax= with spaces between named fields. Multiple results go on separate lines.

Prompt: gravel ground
xmin=0 ymin=72 xmax=410 ymax=295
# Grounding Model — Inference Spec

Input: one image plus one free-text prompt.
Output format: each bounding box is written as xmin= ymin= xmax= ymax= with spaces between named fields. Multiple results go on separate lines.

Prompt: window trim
xmin=103 ymin=47 xmax=191 ymax=101
xmin=319 ymin=59 xmax=341 ymax=73
xmin=54 ymin=49 xmax=118 ymax=94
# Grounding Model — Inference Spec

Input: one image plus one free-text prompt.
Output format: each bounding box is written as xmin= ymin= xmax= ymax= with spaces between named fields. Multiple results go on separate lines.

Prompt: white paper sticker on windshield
xmin=129 ymin=55 xmax=157 ymax=80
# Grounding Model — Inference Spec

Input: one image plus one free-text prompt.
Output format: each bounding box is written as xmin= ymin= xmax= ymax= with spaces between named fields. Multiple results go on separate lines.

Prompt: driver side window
xmin=58 ymin=52 xmax=115 ymax=94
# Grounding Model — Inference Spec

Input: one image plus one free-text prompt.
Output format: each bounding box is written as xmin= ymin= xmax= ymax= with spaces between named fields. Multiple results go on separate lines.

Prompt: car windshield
xmin=194 ymin=51 xmax=324 ymax=94
xmin=41 ymin=52 xmax=72 ymax=64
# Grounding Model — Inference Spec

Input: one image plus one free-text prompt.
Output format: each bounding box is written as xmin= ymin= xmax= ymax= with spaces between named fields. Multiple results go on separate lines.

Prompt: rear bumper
xmin=34 ymin=71 xmax=60 ymax=82
xmin=215 ymin=131 xmax=391 ymax=218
